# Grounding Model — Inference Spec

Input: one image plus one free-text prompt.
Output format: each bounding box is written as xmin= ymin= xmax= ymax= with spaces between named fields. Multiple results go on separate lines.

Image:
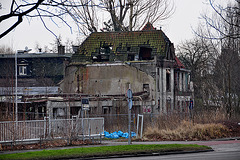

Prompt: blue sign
xmin=189 ymin=100 xmax=193 ymax=110
xmin=128 ymin=99 xmax=133 ymax=110
xmin=82 ymin=98 xmax=89 ymax=104
xmin=127 ymin=89 xmax=133 ymax=110
xmin=127 ymin=89 xmax=133 ymax=99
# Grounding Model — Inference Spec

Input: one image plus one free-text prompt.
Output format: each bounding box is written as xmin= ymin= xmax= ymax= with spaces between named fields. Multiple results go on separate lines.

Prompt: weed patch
xmin=144 ymin=121 xmax=229 ymax=141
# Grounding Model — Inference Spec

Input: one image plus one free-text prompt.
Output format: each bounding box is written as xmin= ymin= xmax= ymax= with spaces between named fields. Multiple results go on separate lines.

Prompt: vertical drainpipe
xmin=15 ymin=51 xmax=18 ymax=126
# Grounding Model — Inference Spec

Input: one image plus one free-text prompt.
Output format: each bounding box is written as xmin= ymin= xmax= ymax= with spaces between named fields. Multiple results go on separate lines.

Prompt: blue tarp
xmin=103 ymin=130 xmax=136 ymax=139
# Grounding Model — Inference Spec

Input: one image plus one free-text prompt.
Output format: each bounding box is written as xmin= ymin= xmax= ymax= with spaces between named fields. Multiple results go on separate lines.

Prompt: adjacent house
xmin=0 ymin=46 xmax=71 ymax=120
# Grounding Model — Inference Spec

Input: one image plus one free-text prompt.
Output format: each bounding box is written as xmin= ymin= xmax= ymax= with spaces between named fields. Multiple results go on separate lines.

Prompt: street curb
xmin=76 ymin=149 xmax=214 ymax=160
xmin=213 ymin=137 xmax=240 ymax=141
xmin=0 ymin=148 xmax=214 ymax=159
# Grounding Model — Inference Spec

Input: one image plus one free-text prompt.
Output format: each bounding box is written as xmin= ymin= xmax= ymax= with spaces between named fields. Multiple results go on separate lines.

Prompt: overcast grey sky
xmin=0 ymin=0 xmax=230 ymax=52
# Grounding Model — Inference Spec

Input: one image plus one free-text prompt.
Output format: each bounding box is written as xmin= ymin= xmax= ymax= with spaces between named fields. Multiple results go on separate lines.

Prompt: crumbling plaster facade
xmin=61 ymin=59 xmax=180 ymax=115
xmin=62 ymin=63 xmax=154 ymax=97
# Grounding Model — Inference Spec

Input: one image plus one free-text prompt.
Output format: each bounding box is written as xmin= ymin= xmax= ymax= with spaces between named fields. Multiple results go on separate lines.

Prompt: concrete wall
xmin=129 ymin=61 xmax=156 ymax=78
xmin=62 ymin=63 xmax=155 ymax=100
xmin=47 ymin=101 xmax=82 ymax=119
xmin=61 ymin=64 xmax=79 ymax=93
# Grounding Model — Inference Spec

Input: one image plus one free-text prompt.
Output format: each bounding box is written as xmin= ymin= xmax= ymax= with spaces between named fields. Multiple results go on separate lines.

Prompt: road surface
xmin=94 ymin=139 xmax=240 ymax=160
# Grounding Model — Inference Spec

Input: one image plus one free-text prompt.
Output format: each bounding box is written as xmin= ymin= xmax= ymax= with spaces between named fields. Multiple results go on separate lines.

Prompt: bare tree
xmin=177 ymin=36 xmax=217 ymax=80
xmin=0 ymin=0 xmax=44 ymax=39
xmin=68 ymin=0 xmax=174 ymax=35
xmin=213 ymin=2 xmax=240 ymax=118
xmin=68 ymin=0 xmax=99 ymax=36
xmin=197 ymin=0 xmax=240 ymax=118
xmin=177 ymin=33 xmax=219 ymax=111
xmin=199 ymin=0 xmax=240 ymax=40
xmin=65 ymin=38 xmax=74 ymax=53
xmin=0 ymin=45 xmax=15 ymax=54
xmin=0 ymin=0 xmax=174 ymax=40
xmin=214 ymin=48 xmax=240 ymax=118
xmin=0 ymin=0 xmax=94 ymax=39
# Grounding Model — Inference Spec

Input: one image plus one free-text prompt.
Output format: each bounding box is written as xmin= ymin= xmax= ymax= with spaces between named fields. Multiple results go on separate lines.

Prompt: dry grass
xmin=193 ymin=109 xmax=227 ymax=124
xmin=102 ymin=108 xmax=238 ymax=140
xmin=144 ymin=120 xmax=229 ymax=141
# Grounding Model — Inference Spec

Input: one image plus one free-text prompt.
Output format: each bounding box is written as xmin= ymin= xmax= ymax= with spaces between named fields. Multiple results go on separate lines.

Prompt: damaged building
xmin=60 ymin=23 xmax=194 ymax=116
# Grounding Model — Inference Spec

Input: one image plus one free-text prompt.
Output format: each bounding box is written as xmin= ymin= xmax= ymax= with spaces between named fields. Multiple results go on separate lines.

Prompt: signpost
xmin=127 ymin=88 xmax=133 ymax=145
xmin=189 ymin=99 xmax=193 ymax=123
xmin=189 ymin=100 xmax=193 ymax=110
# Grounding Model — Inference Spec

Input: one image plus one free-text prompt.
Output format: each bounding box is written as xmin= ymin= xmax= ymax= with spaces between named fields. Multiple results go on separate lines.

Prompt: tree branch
xmin=0 ymin=0 xmax=44 ymax=39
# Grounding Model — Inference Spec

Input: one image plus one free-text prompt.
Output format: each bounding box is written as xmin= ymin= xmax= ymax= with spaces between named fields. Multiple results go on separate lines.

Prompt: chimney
xmin=72 ymin=46 xmax=79 ymax=54
xmin=58 ymin=45 xmax=65 ymax=55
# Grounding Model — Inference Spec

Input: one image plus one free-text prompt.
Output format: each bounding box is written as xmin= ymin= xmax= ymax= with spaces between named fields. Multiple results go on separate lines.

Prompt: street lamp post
xmin=15 ymin=51 xmax=18 ymax=123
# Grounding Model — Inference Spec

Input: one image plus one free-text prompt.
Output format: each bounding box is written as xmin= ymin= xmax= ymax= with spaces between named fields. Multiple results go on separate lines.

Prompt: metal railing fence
xmin=0 ymin=117 xmax=104 ymax=143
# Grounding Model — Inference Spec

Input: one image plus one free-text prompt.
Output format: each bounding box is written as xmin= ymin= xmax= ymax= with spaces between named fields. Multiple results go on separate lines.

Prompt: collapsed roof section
xmin=71 ymin=24 xmax=174 ymax=63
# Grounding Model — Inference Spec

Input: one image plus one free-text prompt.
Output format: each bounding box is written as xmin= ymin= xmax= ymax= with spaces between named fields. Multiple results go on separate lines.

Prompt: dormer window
xmin=139 ymin=47 xmax=153 ymax=60
xmin=18 ymin=59 xmax=29 ymax=76
xmin=19 ymin=65 xmax=27 ymax=75
xmin=93 ymin=44 xmax=112 ymax=62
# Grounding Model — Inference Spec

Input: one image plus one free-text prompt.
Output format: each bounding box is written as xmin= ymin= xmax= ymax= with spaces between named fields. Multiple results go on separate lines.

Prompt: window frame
xmin=18 ymin=65 xmax=27 ymax=76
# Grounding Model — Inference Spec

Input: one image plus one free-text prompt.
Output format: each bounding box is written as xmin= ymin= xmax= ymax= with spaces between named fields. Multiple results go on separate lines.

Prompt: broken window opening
xmin=38 ymin=106 xmax=46 ymax=119
xmin=92 ymin=45 xmax=112 ymax=62
xmin=166 ymin=99 xmax=171 ymax=113
xmin=143 ymin=84 xmax=150 ymax=92
xmin=181 ymin=73 xmax=184 ymax=91
xmin=157 ymin=68 xmax=160 ymax=92
xmin=103 ymin=106 xmax=111 ymax=114
xmin=128 ymin=54 xmax=135 ymax=61
xmin=100 ymin=47 xmax=110 ymax=55
xmin=132 ymin=105 xmax=141 ymax=115
xmin=70 ymin=107 xmax=81 ymax=116
xmin=139 ymin=47 xmax=153 ymax=60
xmin=166 ymin=69 xmax=171 ymax=92
xmin=53 ymin=108 xmax=66 ymax=119
xmin=177 ymin=72 xmax=180 ymax=90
